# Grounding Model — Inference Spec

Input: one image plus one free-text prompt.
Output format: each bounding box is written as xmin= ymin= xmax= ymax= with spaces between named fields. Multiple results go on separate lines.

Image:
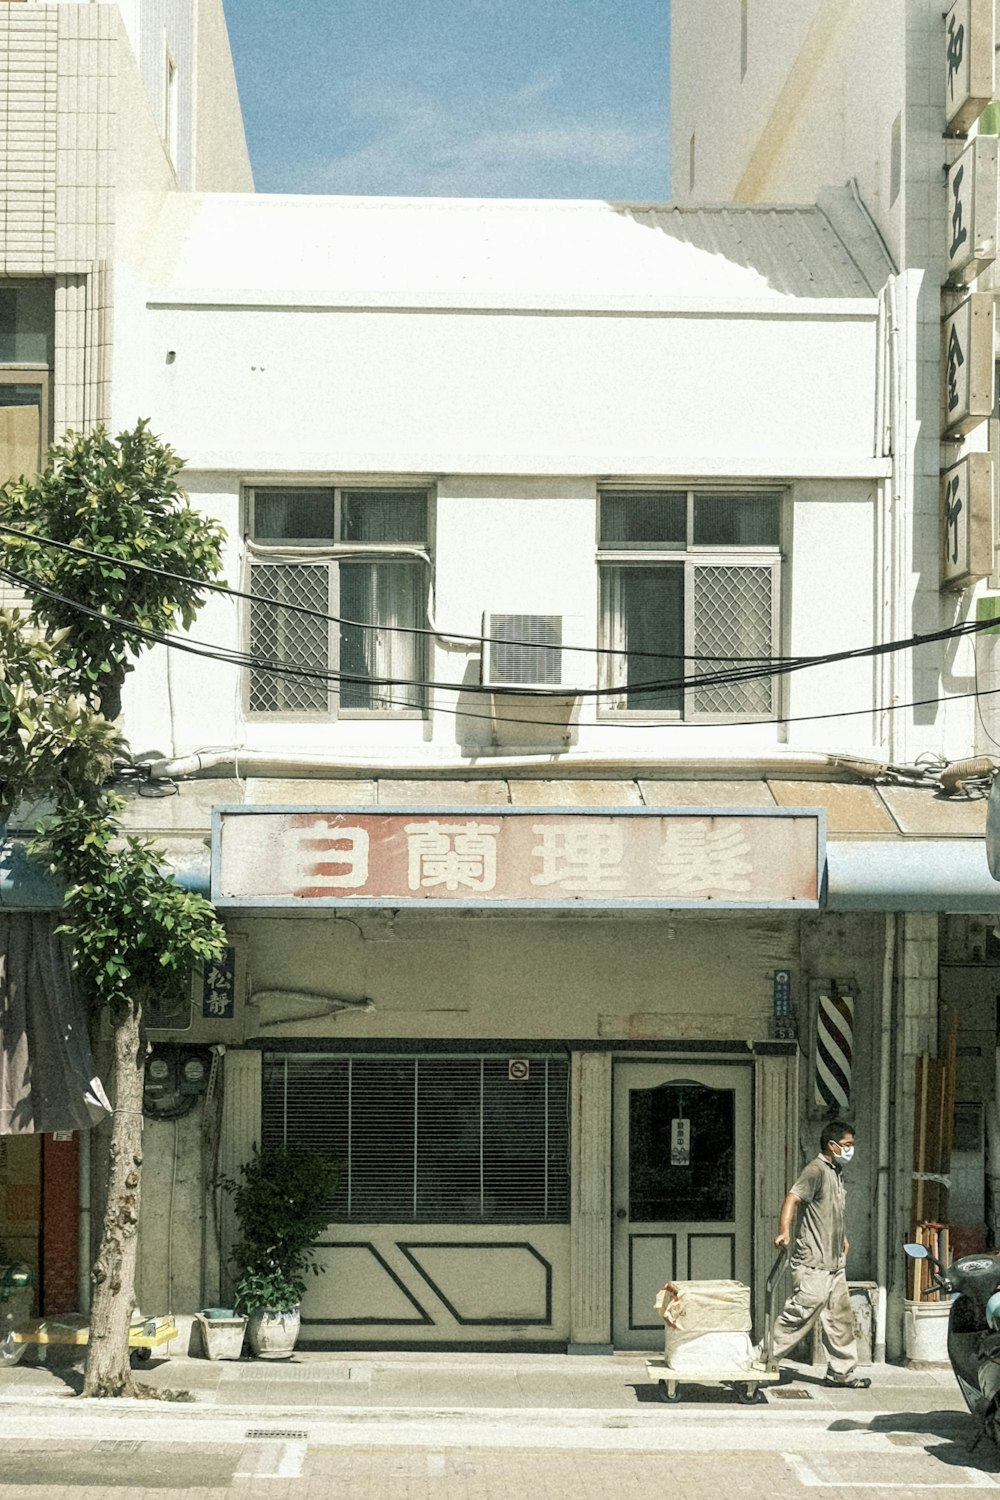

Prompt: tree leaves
xmin=0 ymin=421 xmax=225 ymax=720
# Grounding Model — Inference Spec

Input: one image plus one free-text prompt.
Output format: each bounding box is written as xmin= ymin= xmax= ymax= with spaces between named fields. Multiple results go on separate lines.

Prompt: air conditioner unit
xmin=480 ymin=612 xmax=588 ymax=692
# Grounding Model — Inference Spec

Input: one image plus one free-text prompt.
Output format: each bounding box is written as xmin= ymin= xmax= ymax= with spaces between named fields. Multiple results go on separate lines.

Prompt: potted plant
xmin=221 ymin=1144 xmax=341 ymax=1360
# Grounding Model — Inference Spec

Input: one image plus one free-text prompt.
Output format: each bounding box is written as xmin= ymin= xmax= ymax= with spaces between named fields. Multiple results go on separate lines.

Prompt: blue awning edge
xmin=2 ymin=832 xmax=996 ymax=914
xmin=825 ymin=839 xmax=1000 ymax=912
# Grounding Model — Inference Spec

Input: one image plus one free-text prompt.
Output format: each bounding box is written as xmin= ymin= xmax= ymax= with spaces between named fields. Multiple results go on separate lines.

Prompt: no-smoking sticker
xmin=508 ymin=1059 xmax=530 ymax=1082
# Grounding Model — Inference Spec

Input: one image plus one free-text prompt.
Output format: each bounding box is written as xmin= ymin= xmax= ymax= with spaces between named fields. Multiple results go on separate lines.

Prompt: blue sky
xmin=222 ymin=0 xmax=670 ymax=200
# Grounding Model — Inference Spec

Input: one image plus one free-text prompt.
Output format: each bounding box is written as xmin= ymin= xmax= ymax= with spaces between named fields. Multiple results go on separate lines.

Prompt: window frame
xmin=597 ymin=486 xmax=784 ymax=724
xmin=0 ymin=367 xmax=50 ymax=484
xmin=243 ymin=482 xmax=432 ymax=721
xmin=261 ymin=1050 xmax=571 ymax=1227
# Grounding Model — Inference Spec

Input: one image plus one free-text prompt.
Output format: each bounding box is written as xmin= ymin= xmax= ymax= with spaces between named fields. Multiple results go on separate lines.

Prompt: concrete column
xmin=568 ymin=1050 xmax=613 ymax=1352
xmin=55 ymin=274 xmax=88 ymax=434
xmin=217 ymin=1048 xmax=261 ymax=1304
xmin=752 ymin=1044 xmax=799 ymax=1330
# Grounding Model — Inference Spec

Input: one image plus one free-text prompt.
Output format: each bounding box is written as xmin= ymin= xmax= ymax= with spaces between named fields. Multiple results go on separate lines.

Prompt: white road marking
xmin=782 ymin=1450 xmax=998 ymax=1490
xmin=235 ymin=1439 xmax=308 ymax=1480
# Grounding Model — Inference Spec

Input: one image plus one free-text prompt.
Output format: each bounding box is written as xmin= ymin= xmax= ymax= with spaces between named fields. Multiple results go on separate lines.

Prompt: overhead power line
xmin=2 ymin=562 xmax=1000 ymax=738
xmin=0 ymin=523 xmax=995 ymax=689
xmin=0 ymin=560 xmax=991 ymax=706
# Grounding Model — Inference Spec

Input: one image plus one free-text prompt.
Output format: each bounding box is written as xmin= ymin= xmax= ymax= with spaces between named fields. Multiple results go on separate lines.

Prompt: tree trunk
xmin=82 ymin=995 xmax=144 ymax=1398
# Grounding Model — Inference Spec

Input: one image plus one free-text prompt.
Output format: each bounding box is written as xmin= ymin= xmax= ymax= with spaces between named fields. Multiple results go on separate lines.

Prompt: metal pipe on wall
xmin=874 ymin=911 xmax=896 ymax=1363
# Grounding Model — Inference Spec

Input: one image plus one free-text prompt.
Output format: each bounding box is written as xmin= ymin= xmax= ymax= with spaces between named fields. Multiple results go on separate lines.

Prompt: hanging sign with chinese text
xmin=212 ymin=807 xmax=823 ymax=909
xmin=941 ymin=452 xmax=993 ymax=589
xmin=942 ymin=293 xmax=995 ymax=436
xmin=947 ymin=136 xmax=998 ymax=285
xmin=945 ymin=0 xmax=995 ymax=135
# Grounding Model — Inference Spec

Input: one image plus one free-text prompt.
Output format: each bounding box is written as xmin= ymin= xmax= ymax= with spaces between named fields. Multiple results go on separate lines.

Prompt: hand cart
xmin=0 ymin=1312 xmax=178 ymax=1368
xmin=645 ymin=1250 xmax=789 ymax=1404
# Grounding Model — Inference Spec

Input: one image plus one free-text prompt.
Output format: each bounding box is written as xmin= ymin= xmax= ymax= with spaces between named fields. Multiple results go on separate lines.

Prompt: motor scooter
xmin=904 ymin=1240 xmax=1000 ymax=1442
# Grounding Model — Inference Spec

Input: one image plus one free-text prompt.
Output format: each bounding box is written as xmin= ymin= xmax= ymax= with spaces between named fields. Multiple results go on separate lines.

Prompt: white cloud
xmin=278 ymin=76 xmax=661 ymax=197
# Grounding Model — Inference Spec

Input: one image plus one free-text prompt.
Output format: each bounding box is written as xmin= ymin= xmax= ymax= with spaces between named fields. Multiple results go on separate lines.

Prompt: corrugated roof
xmin=622 ymin=204 xmax=883 ymax=299
xmin=104 ymin=775 xmax=988 ymax=842
xmin=144 ymin=195 xmax=885 ymax=309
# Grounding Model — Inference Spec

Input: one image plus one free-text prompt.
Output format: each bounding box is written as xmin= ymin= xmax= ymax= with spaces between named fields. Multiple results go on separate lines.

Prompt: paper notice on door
xmin=671 ymin=1117 xmax=691 ymax=1166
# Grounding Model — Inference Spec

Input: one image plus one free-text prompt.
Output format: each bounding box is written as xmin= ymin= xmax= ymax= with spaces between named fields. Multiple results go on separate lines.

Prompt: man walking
xmin=767 ymin=1119 xmax=871 ymax=1388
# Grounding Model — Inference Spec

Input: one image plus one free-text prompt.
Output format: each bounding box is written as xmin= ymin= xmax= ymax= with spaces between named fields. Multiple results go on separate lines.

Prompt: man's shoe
xmin=824 ymin=1375 xmax=871 ymax=1389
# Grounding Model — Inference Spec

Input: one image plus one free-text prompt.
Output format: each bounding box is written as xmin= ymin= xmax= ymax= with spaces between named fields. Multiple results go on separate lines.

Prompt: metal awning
xmin=3 ymin=774 xmax=997 ymax=914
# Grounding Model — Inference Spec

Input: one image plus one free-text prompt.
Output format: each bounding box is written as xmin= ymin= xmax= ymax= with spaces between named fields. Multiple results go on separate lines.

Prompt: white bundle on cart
xmin=654 ymin=1279 xmax=754 ymax=1373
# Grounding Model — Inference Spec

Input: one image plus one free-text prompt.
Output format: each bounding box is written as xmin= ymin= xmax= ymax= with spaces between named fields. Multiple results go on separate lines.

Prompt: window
xmin=598 ymin=488 xmax=782 ymax=720
xmin=246 ymin=486 xmax=429 ymax=716
xmin=261 ymin=1053 xmax=570 ymax=1225
xmin=0 ymin=281 xmax=53 ymax=486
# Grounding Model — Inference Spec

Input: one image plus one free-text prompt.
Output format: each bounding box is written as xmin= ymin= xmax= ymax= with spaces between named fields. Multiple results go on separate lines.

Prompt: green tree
xmin=0 ymin=613 xmax=122 ymax=823
xmin=34 ymin=797 xmax=226 ymax=1397
xmin=0 ymin=423 xmax=228 ymax=1397
xmin=0 ymin=421 xmax=225 ymax=719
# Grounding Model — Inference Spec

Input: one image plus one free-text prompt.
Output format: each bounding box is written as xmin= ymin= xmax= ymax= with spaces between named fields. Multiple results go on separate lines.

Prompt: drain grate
xmin=245 ymin=1429 xmax=309 ymax=1440
xmin=771 ymin=1388 xmax=812 ymax=1399
xmin=93 ymin=1441 xmax=141 ymax=1454
xmin=229 ymin=1362 xmax=351 ymax=1382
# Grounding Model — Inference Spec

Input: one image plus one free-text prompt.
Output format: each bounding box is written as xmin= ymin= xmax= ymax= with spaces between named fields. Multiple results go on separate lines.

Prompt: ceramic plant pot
xmin=246 ymin=1306 xmax=301 ymax=1360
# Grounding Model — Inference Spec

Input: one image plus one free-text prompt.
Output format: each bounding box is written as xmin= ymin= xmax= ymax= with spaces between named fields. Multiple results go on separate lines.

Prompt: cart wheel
xmin=658 ymin=1380 xmax=682 ymax=1402
xmin=736 ymin=1383 xmax=763 ymax=1404
xmin=131 ymin=1346 xmax=152 ymax=1365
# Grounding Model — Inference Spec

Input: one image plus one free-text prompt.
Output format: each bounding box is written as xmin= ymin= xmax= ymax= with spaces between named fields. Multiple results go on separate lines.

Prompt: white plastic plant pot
xmin=247 ymin=1306 xmax=300 ymax=1360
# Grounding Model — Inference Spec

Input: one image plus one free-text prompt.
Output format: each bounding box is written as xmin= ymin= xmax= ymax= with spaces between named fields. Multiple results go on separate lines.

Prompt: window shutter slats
xmin=261 ymin=1053 xmax=569 ymax=1225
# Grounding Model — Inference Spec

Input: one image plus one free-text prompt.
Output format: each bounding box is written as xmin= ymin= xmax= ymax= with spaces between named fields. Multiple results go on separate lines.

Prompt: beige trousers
xmin=770 ymin=1265 xmax=859 ymax=1381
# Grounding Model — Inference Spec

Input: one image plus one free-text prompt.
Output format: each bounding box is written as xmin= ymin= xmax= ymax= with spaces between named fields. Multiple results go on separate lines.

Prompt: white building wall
xmin=120 ymin=470 xmax=883 ymax=766
xmin=129 ymin=304 xmax=880 ymax=478
xmin=671 ymin=2 xmax=907 ymax=264
xmin=671 ymin=0 xmax=981 ymax=766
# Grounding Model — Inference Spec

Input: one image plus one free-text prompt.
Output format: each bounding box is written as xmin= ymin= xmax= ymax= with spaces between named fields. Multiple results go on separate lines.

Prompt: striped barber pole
xmin=814 ymin=982 xmax=854 ymax=1113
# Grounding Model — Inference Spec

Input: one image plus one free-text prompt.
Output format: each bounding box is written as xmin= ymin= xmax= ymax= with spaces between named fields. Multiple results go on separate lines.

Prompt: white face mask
xmin=835 ymin=1144 xmax=855 ymax=1164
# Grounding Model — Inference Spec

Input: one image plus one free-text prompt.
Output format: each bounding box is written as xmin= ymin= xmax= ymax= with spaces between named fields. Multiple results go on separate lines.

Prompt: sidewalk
xmin=0 ymin=1343 xmax=968 ymax=1416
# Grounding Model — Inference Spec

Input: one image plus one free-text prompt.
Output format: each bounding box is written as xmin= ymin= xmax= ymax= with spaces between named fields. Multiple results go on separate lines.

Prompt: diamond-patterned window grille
xmin=692 ymin=564 xmax=774 ymax=717
xmin=248 ymin=562 xmax=331 ymax=714
xmin=599 ymin=489 xmax=781 ymax=722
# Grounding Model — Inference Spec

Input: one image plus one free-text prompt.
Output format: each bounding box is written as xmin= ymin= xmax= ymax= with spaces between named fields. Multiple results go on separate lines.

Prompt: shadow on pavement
xmin=828 ymin=1409 xmax=1000 ymax=1475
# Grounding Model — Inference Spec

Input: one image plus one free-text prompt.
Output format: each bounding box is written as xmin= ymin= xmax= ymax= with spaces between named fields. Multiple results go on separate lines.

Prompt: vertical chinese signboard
xmin=946 ymin=137 xmax=998 ymax=286
xmin=212 ymin=807 xmax=823 ymax=910
xmin=942 ymin=453 xmax=993 ymax=588
xmin=941 ymin=3 xmax=997 ymax=597
xmin=942 ymin=293 xmax=994 ymax=438
xmin=945 ymin=0 xmax=994 ymax=135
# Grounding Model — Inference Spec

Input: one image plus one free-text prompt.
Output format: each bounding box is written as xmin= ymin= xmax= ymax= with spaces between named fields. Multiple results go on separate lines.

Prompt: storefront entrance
xmin=612 ymin=1059 xmax=752 ymax=1349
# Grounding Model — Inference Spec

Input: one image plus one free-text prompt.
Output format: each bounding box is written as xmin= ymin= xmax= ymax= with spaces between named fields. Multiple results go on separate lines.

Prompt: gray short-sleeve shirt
xmin=788 ymin=1154 xmax=846 ymax=1272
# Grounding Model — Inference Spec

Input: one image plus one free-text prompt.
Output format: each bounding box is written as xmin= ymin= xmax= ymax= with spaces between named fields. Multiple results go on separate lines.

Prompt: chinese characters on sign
xmin=941 ymin=453 xmax=993 ymax=588
xmin=942 ymin=294 xmax=995 ymax=436
xmin=215 ymin=810 xmax=821 ymax=907
xmin=944 ymin=0 xmax=995 ymax=135
xmin=201 ymin=946 xmax=237 ymax=1020
xmin=947 ymin=138 xmax=998 ymax=285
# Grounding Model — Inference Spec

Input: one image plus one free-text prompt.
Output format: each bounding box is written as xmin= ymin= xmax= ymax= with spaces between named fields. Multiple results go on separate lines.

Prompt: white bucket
xmin=903 ymin=1299 xmax=951 ymax=1365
